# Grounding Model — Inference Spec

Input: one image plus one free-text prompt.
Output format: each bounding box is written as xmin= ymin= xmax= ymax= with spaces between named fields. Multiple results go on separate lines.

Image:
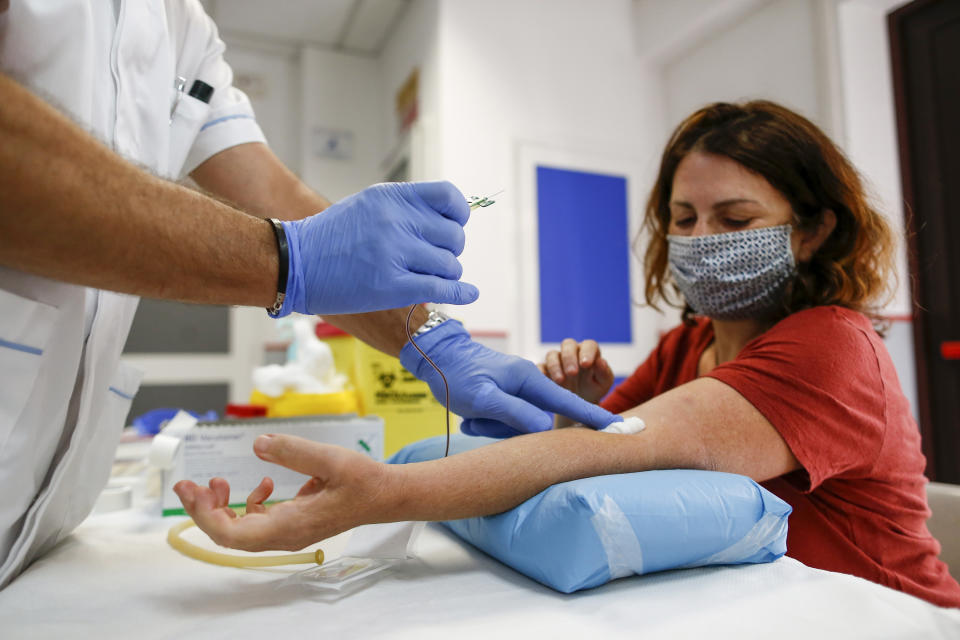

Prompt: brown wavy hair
xmin=640 ymin=100 xmax=896 ymax=332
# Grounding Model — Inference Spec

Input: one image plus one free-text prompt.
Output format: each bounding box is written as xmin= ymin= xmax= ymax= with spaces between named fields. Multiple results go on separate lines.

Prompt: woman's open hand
xmin=539 ymin=338 xmax=614 ymax=404
xmin=173 ymin=434 xmax=394 ymax=552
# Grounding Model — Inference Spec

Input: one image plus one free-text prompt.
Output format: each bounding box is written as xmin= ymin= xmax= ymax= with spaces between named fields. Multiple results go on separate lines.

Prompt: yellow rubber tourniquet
xmin=167 ymin=519 xmax=324 ymax=568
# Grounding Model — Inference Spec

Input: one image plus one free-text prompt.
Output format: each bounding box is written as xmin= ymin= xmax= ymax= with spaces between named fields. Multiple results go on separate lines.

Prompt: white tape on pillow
xmin=684 ymin=510 xmax=788 ymax=568
xmin=588 ymin=494 xmax=645 ymax=579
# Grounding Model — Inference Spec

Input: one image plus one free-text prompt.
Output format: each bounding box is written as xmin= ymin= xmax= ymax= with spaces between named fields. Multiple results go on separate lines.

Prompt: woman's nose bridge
xmin=692 ymin=216 xmax=713 ymax=237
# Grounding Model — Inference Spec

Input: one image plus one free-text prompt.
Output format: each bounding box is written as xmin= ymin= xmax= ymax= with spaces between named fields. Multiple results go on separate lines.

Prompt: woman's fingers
xmin=597 ymin=356 xmax=614 ymax=382
xmin=209 ymin=477 xmax=231 ymax=508
xmin=245 ymin=477 xmax=274 ymax=514
xmin=592 ymin=356 xmax=615 ymax=395
xmin=177 ymin=481 xmax=307 ymax=551
xmin=175 ymin=480 xmax=249 ymax=547
xmin=560 ymin=339 xmax=580 ymax=376
xmin=544 ymin=349 xmax=565 ymax=383
xmin=543 ymin=339 xmax=606 ymax=395
xmin=579 ymin=340 xmax=601 ymax=367
xmin=172 ymin=480 xmax=199 ymax=512
xmin=296 ymin=476 xmax=323 ymax=498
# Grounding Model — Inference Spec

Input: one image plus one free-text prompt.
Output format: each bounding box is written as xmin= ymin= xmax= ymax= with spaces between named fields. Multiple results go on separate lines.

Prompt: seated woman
xmin=175 ymin=100 xmax=960 ymax=608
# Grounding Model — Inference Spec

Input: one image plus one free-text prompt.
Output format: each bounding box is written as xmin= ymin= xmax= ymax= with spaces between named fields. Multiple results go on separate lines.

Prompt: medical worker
xmin=178 ymin=101 xmax=960 ymax=609
xmin=0 ymin=0 xmax=615 ymax=588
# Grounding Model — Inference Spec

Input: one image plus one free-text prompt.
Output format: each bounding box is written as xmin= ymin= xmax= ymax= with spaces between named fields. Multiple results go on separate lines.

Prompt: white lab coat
xmin=0 ymin=0 xmax=265 ymax=588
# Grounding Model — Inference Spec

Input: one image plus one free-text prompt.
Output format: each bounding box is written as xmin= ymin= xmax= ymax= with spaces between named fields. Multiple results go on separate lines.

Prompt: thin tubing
xmin=405 ymin=304 xmax=451 ymax=458
xmin=400 ymin=192 xmax=498 ymax=458
xmin=167 ymin=518 xmax=323 ymax=567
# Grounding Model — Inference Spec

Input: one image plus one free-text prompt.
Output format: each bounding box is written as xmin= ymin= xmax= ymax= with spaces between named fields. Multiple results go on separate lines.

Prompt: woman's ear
xmin=796 ymin=209 xmax=837 ymax=263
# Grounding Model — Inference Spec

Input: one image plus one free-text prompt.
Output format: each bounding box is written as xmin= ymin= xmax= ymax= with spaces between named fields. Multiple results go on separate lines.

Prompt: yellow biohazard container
xmin=315 ymin=321 xmax=452 ymax=458
xmin=314 ymin=322 xmax=358 ymax=390
xmin=249 ymin=389 xmax=360 ymax=418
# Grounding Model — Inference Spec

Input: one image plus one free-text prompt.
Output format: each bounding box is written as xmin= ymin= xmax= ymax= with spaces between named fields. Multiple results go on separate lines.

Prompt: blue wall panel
xmin=537 ymin=166 xmax=632 ymax=343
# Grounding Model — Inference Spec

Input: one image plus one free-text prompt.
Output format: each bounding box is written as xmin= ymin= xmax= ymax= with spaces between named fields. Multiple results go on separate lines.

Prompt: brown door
xmin=889 ymin=0 xmax=960 ymax=482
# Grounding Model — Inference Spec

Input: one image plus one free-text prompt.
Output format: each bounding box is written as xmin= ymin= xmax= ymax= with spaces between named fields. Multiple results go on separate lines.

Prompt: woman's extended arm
xmin=175 ymin=376 xmax=799 ymax=552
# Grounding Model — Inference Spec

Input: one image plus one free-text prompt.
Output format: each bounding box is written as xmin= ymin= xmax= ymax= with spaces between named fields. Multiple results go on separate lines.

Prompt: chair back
xmin=927 ymin=481 xmax=960 ymax=583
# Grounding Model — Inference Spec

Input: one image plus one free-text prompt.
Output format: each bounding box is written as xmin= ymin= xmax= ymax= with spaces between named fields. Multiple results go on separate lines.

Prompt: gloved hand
xmin=275 ymin=181 xmax=479 ymax=316
xmin=400 ymin=320 xmax=622 ymax=438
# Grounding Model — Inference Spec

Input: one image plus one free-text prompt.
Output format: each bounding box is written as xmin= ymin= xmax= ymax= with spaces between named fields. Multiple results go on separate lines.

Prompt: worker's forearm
xmin=0 ymin=73 xmax=276 ymax=306
xmin=384 ymin=427 xmax=649 ymax=522
xmin=190 ymin=142 xmax=332 ymax=220
xmin=322 ymin=307 xmax=429 ymax=356
xmin=188 ymin=139 xmax=429 ymax=355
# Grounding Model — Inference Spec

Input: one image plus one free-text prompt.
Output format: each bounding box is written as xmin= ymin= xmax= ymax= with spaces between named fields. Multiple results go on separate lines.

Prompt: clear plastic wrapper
xmin=280 ymin=556 xmax=399 ymax=599
xmin=279 ymin=521 xmax=425 ymax=598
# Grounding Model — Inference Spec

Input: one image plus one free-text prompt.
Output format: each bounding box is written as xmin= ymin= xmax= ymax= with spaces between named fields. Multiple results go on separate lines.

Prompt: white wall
xmin=379 ymin=0 xmax=442 ymax=177
xmin=661 ymin=0 xmax=830 ymax=135
xmin=632 ymin=0 xmax=769 ymax=64
xmin=299 ymin=47 xmax=384 ymax=202
xmin=429 ymin=0 xmax=667 ymax=362
xmin=835 ymin=0 xmax=915 ymax=415
xmin=836 ymin=0 xmax=911 ymax=316
xmin=221 ymin=40 xmax=302 ymax=173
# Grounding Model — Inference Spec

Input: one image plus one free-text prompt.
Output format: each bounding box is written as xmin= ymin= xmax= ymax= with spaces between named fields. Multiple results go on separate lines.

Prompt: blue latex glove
xmin=400 ymin=320 xmax=622 ymax=438
xmin=275 ymin=181 xmax=479 ymax=316
xmin=131 ymin=408 xmax=218 ymax=436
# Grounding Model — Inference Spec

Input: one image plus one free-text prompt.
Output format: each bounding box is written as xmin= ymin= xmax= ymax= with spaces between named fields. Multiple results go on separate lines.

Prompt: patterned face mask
xmin=667 ymin=224 xmax=796 ymax=320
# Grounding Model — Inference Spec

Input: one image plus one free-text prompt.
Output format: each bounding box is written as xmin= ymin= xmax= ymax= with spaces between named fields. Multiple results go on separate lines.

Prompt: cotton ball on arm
xmin=601 ymin=416 xmax=646 ymax=434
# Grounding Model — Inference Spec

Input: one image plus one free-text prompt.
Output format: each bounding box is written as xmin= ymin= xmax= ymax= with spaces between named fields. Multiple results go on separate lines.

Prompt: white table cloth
xmin=1 ymin=508 xmax=958 ymax=639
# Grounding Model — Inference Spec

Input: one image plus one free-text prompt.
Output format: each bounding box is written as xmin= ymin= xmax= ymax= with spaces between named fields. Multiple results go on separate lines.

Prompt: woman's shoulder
xmin=737 ymin=306 xmax=887 ymax=387
xmin=763 ymin=305 xmax=877 ymax=347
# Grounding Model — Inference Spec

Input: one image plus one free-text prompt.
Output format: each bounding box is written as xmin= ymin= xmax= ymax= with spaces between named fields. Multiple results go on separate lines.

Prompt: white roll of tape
xmin=93 ymin=482 xmax=133 ymax=514
xmin=148 ymin=434 xmax=183 ymax=469
xmin=147 ymin=410 xmax=199 ymax=469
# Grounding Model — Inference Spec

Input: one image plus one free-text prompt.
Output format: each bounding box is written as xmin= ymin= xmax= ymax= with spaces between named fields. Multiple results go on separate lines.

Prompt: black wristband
xmin=266 ymin=218 xmax=288 ymax=316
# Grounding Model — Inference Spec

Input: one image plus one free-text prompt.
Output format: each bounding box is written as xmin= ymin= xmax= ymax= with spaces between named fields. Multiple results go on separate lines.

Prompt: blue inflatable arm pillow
xmin=388 ymin=434 xmax=791 ymax=593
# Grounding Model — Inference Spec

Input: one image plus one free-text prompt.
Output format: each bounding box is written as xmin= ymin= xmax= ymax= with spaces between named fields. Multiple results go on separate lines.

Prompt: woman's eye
xmin=673 ymin=218 xmax=695 ymax=227
xmin=724 ymin=218 xmax=751 ymax=228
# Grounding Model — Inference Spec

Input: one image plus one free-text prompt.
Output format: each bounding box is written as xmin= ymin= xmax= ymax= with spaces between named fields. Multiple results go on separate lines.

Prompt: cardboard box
xmin=160 ymin=414 xmax=384 ymax=516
